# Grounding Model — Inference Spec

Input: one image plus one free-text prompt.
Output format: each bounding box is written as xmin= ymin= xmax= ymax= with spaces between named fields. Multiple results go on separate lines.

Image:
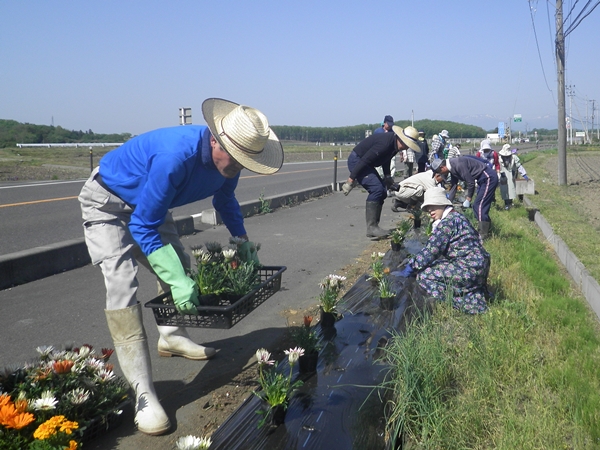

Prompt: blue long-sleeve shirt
xmin=99 ymin=125 xmax=245 ymax=255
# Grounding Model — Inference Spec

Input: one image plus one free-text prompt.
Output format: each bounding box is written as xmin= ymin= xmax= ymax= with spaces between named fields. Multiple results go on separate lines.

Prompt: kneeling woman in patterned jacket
xmin=397 ymin=187 xmax=490 ymax=314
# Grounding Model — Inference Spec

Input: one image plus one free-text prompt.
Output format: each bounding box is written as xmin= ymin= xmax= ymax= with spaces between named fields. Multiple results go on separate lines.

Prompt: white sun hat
xmin=421 ymin=187 xmax=452 ymax=209
xmin=392 ymin=125 xmax=420 ymax=152
xmin=202 ymin=98 xmax=284 ymax=175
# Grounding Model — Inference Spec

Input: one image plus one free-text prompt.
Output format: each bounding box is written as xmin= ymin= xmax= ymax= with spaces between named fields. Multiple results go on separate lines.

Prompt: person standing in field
xmin=78 ymin=98 xmax=283 ymax=436
xmin=498 ymin=145 xmax=530 ymax=210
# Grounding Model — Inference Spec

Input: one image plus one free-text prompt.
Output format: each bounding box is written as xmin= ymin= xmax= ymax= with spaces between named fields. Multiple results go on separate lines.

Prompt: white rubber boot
xmin=105 ymin=304 xmax=171 ymax=436
xmin=157 ymin=326 xmax=216 ymax=361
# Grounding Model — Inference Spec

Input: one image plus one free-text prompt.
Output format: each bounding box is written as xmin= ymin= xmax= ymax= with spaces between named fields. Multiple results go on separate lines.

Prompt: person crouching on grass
xmin=396 ymin=187 xmax=491 ymax=314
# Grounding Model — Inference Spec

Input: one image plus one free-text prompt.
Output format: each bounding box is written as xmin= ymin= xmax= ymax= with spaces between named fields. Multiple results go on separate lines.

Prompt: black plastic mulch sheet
xmin=208 ymin=232 xmax=430 ymax=450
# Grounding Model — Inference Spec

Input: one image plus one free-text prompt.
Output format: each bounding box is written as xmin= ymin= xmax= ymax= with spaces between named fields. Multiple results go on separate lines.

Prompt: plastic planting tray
xmin=144 ymin=266 xmax=286 ymax=329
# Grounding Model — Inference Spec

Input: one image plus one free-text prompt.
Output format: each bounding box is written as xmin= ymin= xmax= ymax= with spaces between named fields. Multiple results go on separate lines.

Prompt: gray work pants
xmin=79 ymin=168 xmax=190 ymax=310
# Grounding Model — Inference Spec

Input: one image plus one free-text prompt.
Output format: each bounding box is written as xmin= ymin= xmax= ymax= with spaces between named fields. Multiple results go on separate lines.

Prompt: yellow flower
xmin=59 ymin=419 xmax=79 ymax=434
xmin=34 ymin=415 xmax=77 ymax=440
xmin=66 ymin=439 xmax=78 ymax=449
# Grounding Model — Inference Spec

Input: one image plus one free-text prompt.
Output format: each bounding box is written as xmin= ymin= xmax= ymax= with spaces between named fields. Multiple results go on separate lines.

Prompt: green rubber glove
xmin=147 ymin=244 xmax=199 ymax=315
xmin=238 ymin=241 xmax=260 ymax=265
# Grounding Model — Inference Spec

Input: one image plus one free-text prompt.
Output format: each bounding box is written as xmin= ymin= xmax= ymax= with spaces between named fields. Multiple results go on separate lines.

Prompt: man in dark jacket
xmin=417 ymin=129 xmax=429 ymax=172
xmin=342 ymin=126 xmax=420 ymax=239
xmin=431 ymin=155 xmax=498 ymax=239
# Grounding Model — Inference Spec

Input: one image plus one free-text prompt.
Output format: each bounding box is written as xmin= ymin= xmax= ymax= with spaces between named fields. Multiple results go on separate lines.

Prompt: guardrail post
xmin=333 ymin=156 xmax=338 ymax=191
xmin=89 ymin=146 xmax=93 ymax=173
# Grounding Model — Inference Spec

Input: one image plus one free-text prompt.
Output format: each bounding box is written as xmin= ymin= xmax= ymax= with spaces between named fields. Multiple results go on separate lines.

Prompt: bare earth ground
xmin=542 ymin=153 xmax=600 ymax=222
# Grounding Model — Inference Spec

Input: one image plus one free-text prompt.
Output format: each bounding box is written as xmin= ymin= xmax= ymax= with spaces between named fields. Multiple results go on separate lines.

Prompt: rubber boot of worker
xmin=504 ymin=199 xmax=512 ymax=210
xmin=391 ymin=198 xmax=408 ymax=213
xmin=478 ymin=221 xmax=491 ymax=240
xmin=366 ymin=201 xmax=390 ymax=239
xmin=157 ymin=326 xmax=216 ymax=360
xmin=105 ymin=304 xmax=171 ymax=436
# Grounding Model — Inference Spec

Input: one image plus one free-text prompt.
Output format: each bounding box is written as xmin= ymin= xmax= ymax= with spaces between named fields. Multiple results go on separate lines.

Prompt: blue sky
xmin=1 ymin=1 xmax=598 ymax=135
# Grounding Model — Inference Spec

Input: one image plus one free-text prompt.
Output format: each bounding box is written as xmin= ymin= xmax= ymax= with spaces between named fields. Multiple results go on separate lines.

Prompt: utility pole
xmin=556 ymin=0 xmax=567 ymax=185
xmin=567 ymin=85 xmax=574 ymax=145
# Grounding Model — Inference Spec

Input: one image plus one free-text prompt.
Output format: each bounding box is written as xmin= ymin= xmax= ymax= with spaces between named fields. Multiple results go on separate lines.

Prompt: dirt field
xmin=542 ymin=153 xmax=600 ymax=222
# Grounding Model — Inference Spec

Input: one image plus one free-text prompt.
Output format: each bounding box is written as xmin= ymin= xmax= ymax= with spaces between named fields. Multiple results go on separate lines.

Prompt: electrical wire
xmin=564 ymin=0 xmax=600 ymax=36
xmin=528 ymin=0 xmax=556 ymax=102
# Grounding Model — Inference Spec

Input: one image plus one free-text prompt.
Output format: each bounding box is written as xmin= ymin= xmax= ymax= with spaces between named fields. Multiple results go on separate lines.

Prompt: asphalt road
xmin=0 ymin=160 xmax=348 ymax=256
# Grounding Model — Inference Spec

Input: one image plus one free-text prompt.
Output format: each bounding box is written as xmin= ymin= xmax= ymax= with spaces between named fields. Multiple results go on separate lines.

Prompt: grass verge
xmin=384 ymin=204 xmax=600 ymax=449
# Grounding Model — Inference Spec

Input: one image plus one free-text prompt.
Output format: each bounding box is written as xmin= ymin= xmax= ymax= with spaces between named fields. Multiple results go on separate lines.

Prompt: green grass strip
xmin=384 ymin=204 xmax=600 ymax=449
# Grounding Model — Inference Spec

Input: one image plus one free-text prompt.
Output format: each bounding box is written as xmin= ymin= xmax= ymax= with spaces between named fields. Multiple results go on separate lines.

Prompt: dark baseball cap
xmin=383 ymin=115 xmax=394 ymax=127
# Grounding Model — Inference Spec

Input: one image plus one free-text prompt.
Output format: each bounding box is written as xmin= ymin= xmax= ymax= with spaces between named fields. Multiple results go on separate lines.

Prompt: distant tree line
xmin=271 ymin=119 xmax=489 ymax=143
xmin=0 ymin=119 xmax=131 ymax=148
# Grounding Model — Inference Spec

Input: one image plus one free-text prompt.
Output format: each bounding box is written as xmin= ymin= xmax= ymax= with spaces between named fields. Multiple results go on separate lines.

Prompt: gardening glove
xmin=462 ymin=199 xmax=471 ymax=208
xmin=147 ymin=244 xmax=199 ymax=315
xmin=398 ymin=264 xmax=415 ymax=278
xmin=384 ymin=175 xmax=395 ymax=189
xmin=523 ymin=175 xmax=530 ymax=181
xmin=342 ymin=180 xmax=356 ymax=196
xmin=389 ymin=182 xmax=400 ymax=192
xmin=238 ymin=240 xmax=260 ymax=265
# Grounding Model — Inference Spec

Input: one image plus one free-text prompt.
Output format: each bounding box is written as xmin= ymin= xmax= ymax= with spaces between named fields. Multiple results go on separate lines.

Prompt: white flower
xmin=94 ymin=368 xmax=116 ymax=383
xmin=222 ymin=248 xmax=236 ymax=261
xmin=85 ymin=357 xmax=104 ymax=371
xmin=77 ymin=346 xmax=92 ymax=359
xmin=176 ymin=435 xmax=212 ymax=450
xmin=67 ymin=387 xmax=91 ymax=405
xmin=255 ymin=348 xmax=275 ymax=366
xmin=284 ymin=347 xmax=305 ymax=365
xmin=36 ymin=345 xmax=55 ymax=357
xmin=191 ymin=246 xmax=204 ymax=258
xmin=32 ymin=390 xmax=58 ymax=411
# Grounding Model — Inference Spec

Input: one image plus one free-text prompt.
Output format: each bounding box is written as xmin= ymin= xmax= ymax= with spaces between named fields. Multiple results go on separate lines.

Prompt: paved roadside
xmin=0 ymin=188 xmax=399 ymax=450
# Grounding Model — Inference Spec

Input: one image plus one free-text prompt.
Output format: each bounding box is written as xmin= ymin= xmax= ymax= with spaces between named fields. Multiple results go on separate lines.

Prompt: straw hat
xmin=202 ymin=98 xmax=284 ymax=175
xmin=421 ymin=187 xmax=452 ymax=209
xmin=499 ymin=144 xmax=512 ymax=157
xmin=392 ymin=125 xmax=420 ymax=152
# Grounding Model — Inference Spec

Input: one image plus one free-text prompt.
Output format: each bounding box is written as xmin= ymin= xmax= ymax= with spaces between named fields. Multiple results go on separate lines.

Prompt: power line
xmin=528 ymin=0 xmax=556 ymax=102
xmin=564 ymin=0 xmax=600 ymax=36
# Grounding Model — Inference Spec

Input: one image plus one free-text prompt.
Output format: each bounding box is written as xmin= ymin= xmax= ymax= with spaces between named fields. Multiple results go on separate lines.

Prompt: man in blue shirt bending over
xmin=78 ymin=98 xmax=284 ymax=436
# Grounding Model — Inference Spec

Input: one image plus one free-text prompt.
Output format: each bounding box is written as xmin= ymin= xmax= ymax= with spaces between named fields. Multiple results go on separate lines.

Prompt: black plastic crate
xmin=144 ymin=266 xmax=286 ymax=329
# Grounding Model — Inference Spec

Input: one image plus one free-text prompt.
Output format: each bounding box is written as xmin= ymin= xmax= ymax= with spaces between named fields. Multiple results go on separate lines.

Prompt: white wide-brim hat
xmin=499 ymin=144 xmax=512 ymax=156
xmin=202 ymin=98 xmax=284 ymax=175
xmin=392 ymin=125 xmax=420 ymax=152
xmin=421 ymin=187 xmax=452 ymax=209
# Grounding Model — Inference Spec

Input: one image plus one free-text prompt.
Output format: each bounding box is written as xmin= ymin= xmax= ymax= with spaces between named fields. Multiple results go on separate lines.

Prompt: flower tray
xmin=81 ymin=399 xmax=131 ymax=443
xmin=145 ymin=266 xmax=286 ymax=329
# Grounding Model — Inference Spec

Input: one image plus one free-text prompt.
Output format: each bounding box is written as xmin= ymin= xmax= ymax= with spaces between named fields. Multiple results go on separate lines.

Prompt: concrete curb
xmin=524 ymin=196 xmax=600 ymax=321
xmin=0 ymin=185 xmax=335 ymax=290
xmin=200 ymin=184 xmax=334 ymax=225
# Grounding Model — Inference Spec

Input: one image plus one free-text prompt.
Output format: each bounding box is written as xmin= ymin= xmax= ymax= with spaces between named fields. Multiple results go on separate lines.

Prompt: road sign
xmin=514 ymin=114 xmax=522 ymax=122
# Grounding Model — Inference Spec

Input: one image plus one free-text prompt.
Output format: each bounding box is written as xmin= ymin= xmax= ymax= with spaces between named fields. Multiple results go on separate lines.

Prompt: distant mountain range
xmin=450 ymin=113 xmax=557 ymax=131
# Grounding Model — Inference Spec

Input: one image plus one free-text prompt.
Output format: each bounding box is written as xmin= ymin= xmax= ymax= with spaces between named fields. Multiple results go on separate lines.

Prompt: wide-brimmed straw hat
xmin=202 ymin=98 xmax=284 ymax=175
xmin=392 ymin=125 xmax=420 ymax=152
xmin=421 ymin=187 xmax=452 ymax=209
xmin=499 ymin=144 xmax=512 ymax=157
